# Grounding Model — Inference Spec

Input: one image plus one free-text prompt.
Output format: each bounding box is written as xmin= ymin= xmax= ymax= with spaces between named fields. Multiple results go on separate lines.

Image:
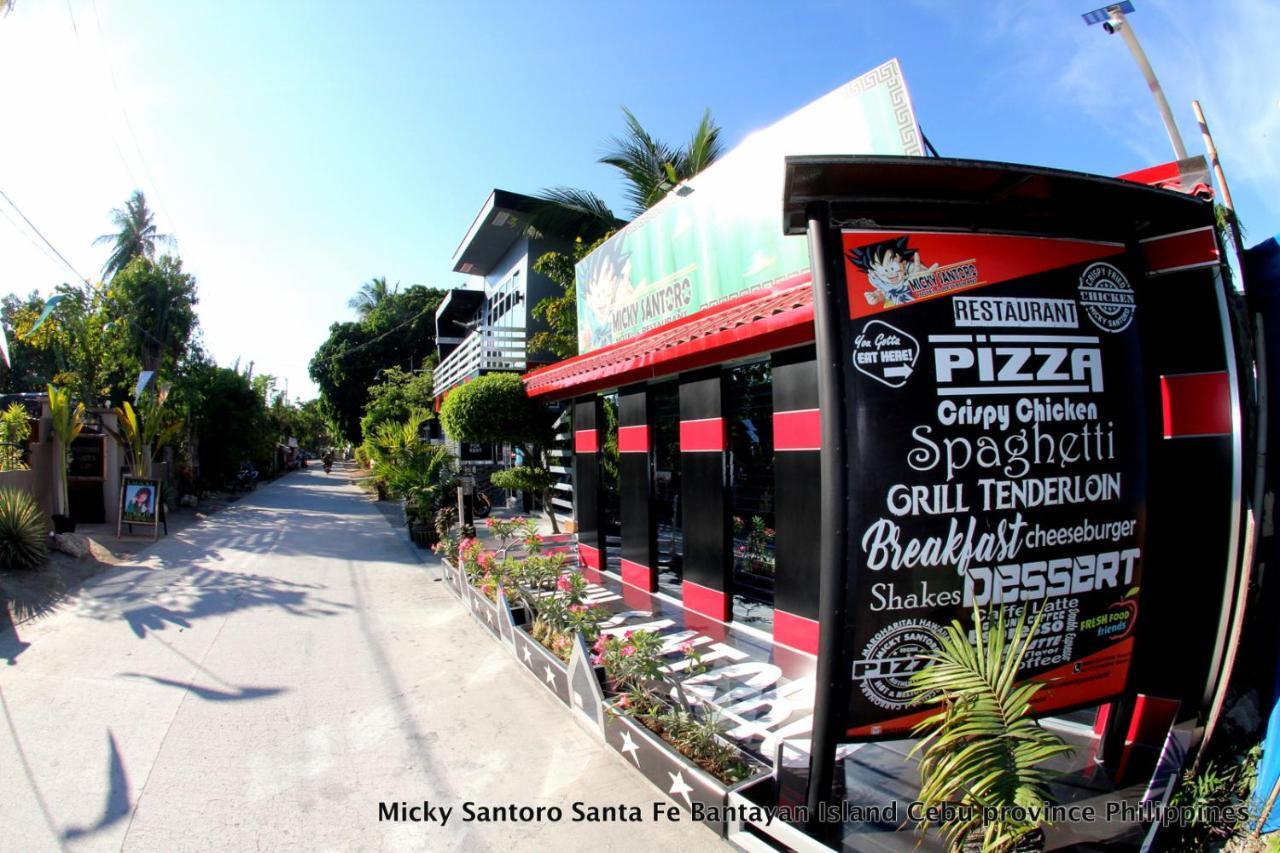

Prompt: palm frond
xmin=907 ymin=604 xmax=1073 ymax=850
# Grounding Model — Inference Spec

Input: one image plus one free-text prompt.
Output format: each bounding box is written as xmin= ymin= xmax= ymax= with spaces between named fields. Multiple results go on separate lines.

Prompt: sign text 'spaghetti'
xmin=840 ymin=231 xmax=1147 ymax=738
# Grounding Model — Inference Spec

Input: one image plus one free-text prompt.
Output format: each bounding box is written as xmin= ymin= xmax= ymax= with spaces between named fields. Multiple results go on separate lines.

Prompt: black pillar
xmin=678 ymin=369 xmax=731 ymax=621
xmin=572 ymin=396 xmax=606 ymax=575
xmin=618 ymin=384 xmax=658 ymax=591
xmin=771 ymin=344 xmax=822 ymax=654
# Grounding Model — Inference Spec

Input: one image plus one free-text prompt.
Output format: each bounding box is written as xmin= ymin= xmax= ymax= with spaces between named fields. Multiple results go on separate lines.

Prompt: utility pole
xmin=1083 ymin=3 xmax=1189 ymax=162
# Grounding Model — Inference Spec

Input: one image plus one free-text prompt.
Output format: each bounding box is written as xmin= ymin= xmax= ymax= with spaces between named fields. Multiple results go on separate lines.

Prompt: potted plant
xmin=103 ymin=392 xmax=184 ymax=479
xmin=907 ymin=605 xmax=1074 ymax=852
xmin=47 ymin=384 xmax=85 ymax=534
xmin=597 ymin=628 xmax=769 ymax=836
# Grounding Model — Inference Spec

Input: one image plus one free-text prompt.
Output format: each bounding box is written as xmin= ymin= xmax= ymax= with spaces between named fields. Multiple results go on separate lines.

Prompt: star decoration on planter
xmin=572 ymin=689 xmax=584 ymax=709
xmin=619 ymin=730 xmax=641 ymax=767
xmin=543 ymin=664 xmax=557 ymax=687
xmin=668 ymin=770 xmax=694 ymax=809
xmin=485 ymin=609 xmax=495 ymax=627
xmin=522 ymin=644 xmax=532 ymax=665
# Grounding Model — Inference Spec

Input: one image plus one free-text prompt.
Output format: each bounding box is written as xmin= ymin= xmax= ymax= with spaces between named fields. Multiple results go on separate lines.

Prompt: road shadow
xmin=118 ymin=672 xmax=286 ymax=702
xmin=61 ymin=730 xmax=130 ymax=841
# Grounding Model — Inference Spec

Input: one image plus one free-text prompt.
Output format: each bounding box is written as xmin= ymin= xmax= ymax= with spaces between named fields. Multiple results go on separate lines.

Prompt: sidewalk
xmin=0 ymin=467 xmax=724 ymax=851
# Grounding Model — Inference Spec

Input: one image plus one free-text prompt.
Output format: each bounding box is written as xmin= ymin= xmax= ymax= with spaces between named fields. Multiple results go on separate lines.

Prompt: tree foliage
xmin=108 ymin=254 xmax=199 ymax=372
xmin=93 ymin=190 xmax=172 ymax=279
xmin=360 ymin=365 xmax=434 ymax=440
xmin=438 ymin=372 xmax=546 ymax=449
xmin=309 ymin=284 xmax=445 ymax=444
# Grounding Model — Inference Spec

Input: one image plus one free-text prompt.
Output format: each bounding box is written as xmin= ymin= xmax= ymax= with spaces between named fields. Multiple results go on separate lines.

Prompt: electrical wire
xmin=88 ymin=0 xmax=179 ymax=239
xmin=64 ymin=0 xmax=144 ymax=195
xmin=0 ymin=188 xmax=91 ymax=286
xmin=0 ymin=201 xmax=69 ymax=275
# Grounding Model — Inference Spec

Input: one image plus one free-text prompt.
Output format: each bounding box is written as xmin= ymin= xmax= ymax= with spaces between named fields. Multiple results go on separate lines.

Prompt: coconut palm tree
xmin=94 ymin=190 xmax=172 ymax=279
xmin=348 ymin=276 xmax=397 ymax=319
xmin=599 ymin=106 xmax=724 ymax=218
xmin=530 ymin=107 xmax=724 ymax=240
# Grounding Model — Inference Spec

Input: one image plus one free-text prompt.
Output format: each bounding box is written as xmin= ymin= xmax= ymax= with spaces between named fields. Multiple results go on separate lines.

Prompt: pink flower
xmin=679 ymin=642 xmax=695 ymax=655
xmin=621 ymin=645 xmax=636 ymax=657
xmin=485 ymin=518 xmax=496 ymax=528
xmin=555 ymin=575 xmax=572 ymax=592
xmin=568 ymin=604 xmax=586 ymax=614
xmin=592 ymin=636 xmax=606 ymax=654
xmin=624 ymin=630 xmax=634 ymax=639
xmin=618 ymin=694 xmax=630 ymax=708
xmin=591 ymin=653 xmax=604 ymax=665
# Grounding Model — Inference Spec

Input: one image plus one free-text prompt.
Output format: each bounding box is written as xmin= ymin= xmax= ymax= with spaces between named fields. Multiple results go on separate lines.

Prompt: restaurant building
xmin=519 ymin=60 xmax=1253 ymax=847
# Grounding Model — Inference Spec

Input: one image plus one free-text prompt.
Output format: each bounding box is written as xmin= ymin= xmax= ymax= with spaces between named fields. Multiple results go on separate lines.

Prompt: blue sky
xmin=0 ymin=0 xmax=1276 ymax=401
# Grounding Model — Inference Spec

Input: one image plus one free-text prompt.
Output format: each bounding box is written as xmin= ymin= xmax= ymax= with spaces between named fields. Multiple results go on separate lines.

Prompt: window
xmin=651 ymin=381 xmax=683 ymax=598
xmin=726 ymin=361 xmax=774 ymax=629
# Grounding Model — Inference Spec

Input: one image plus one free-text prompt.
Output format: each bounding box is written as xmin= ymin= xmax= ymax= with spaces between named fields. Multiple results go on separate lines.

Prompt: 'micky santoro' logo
xmin=847 ymin=236 xmax=977 ymax=311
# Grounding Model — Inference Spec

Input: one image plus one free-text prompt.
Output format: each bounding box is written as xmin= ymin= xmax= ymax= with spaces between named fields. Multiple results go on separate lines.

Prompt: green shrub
xmin=0 ymin=488 xmax=49 ymax=571
xmin=0 ymin=403 xmax=31 ymax=471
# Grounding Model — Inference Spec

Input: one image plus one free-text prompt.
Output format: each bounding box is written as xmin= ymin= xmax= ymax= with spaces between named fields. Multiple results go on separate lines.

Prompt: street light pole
xmin=1103 ymin=6 xmax=1189 ymax=161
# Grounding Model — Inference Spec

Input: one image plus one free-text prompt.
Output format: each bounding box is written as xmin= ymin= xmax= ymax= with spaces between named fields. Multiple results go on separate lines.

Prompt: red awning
xmin=523 ymin=274 xmax=815 ymax=399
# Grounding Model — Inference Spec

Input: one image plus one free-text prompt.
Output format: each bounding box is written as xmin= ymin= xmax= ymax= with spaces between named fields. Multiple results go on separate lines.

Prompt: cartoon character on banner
xmin=847 ymin=237 xmax=938 ymax=307
xmin=580 ymin=241 xmax=634 ymax=350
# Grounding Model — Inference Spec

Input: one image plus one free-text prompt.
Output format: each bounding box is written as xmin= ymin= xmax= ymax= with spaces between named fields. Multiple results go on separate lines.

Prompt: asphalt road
xmin=0 ymin=466 xmax=722 ymax=852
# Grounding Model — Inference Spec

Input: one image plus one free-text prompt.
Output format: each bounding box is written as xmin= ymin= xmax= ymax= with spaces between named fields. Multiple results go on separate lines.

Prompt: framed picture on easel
xmin=117 ymin=476 xmax=163 ymax=540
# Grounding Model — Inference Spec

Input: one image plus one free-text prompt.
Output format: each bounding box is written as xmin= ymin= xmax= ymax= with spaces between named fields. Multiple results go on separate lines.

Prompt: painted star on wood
xmin=522 ymin=643 xmax=532 ymax=665
xmin=619 ymin=730 xmax=641 ymax=767
xmin=543 ymin=664 xmax=557 ymax=686
xmin=668 ymin=770 xmax=694 ymax=809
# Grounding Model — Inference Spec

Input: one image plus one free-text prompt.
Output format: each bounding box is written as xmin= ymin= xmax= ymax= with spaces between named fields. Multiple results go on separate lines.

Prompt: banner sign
xmin=576 ymin=59 xmax=924 ymax=354
xmin=838 ymin=231 xmax=1148 ymax=737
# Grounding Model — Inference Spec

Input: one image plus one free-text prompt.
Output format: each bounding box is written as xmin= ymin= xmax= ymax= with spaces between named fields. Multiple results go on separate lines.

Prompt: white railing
xmin=433 ymin=326 xmax=527 ymax=395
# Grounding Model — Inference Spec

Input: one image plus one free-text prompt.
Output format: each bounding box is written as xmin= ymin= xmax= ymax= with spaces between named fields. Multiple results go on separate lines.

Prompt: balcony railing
xmin=433 ymin=326 xmax=527 ymax=396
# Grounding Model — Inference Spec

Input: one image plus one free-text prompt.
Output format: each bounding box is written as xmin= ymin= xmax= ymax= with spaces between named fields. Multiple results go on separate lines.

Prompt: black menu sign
xmin=837 ymin=230 xmax=1148 ymax=738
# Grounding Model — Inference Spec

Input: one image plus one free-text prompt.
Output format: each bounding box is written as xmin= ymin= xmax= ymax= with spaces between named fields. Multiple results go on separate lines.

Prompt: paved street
xmin=0 ymin=467 xmax=722 ymax=852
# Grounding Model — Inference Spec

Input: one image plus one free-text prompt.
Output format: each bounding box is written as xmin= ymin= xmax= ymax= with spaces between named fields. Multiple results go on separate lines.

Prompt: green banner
xmin=576 ymin=58 xmax=925 ymax=353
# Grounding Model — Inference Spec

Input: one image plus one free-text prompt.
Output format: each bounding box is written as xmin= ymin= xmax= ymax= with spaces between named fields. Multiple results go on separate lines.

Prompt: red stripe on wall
xmin=773 ymin=409 xmax=821 ymax=452
xmin=1160 ymin=372 xmax=1231 ymax=438
xmin=574 ymin=429 xmax=599 ymax=453
xmin=578 ymin=543 xmax=601 ymax=569
xmin=1124 ymin=695 xmax=1180 ymax=746
xmin=620 ymin=558 xmax=656 ymax=592
xmin=680 ymin=418 xmax=725 ymax=453
xmin=617 ymin=425 xmax=650 ymax=454
xmin=682 ymin=579 xmax=730 ymax=621
xmin=773 ymin=610 xmax=820 ymax=655
xmin=1141 ymin=226 xmax=1219 ymax=274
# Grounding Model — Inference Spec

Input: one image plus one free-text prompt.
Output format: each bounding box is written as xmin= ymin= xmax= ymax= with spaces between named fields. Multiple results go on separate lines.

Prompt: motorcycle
xmin=323 ymin=459 xmax=333 ymax=474
xmin=231 ymin=464 xmax=258 ymax=492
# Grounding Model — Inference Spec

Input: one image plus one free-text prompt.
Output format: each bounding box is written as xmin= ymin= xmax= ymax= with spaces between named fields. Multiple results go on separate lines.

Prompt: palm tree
xmin=599 ymin=106 xmax=724 ymax=218
xmin=530 ymin=107 xmax=723 ymax=240
xmin=93 ymin=190 xmax=172 ymax=279
xmin=348 ymin=276 xmax=397 ymax=319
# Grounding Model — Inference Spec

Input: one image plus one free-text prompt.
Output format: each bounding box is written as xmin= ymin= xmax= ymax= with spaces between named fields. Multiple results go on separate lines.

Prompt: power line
xmin=0 ymin=201 xmax=69 ymax=274
xmin=88 ymin=0 xmax=180 ymax=239
xmin=64 ymin=0 xmax=144 ymax=195
xmin=0 ymin=188 xmax=91 ymax=286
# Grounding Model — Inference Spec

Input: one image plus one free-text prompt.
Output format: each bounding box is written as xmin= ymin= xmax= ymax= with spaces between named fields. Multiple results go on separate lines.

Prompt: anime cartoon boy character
xmin=580 ymin=240 xmax=634 ymax=350
xmin=847 ymin=237 xmax=938 ymax=307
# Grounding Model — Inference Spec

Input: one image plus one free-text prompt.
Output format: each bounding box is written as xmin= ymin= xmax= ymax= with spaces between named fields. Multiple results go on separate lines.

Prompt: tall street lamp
xmin=1083 ymin=2 xmax=1190 ymax=161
